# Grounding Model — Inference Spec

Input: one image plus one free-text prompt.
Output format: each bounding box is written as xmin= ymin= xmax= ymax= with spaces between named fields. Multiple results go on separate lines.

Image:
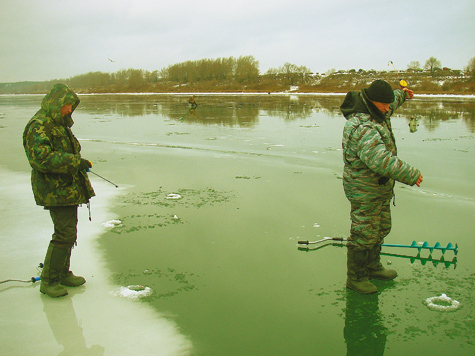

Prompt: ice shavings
xmin=166 ymin=193 xmax=182 ymax=200
xmin=424 ymin=294 xmax=461 ymax=312
xmin=102 ymin=220 xmax=122 ymax=228
xmin=111 ymin=285 xmax=153 ymax=300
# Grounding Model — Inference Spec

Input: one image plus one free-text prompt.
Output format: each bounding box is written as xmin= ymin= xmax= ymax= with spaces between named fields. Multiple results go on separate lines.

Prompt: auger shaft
xmin=297 ymin=238 xmax=458 ymax=255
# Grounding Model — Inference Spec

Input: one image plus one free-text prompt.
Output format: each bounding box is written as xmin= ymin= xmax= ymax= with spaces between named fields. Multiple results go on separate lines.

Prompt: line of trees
xmin=159 ymin=55 xmax=259 ymax=84
xmin=1 ymin=56 xmax=473 ymax=94
xmin=408 ymin=57 xmax=444 ymax=75
xmin=66 ymin=68 xmax=160 ymax=91
xmin=64 ymin=55 xmax=475 ymax=90
xmin=265 ymin=62 xmax=312 ymax=86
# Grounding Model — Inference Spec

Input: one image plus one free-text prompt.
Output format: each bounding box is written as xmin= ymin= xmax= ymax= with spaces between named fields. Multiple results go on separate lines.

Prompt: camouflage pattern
xmin=23 ymin=84 xmax=95 ymax=207
xmin=341 ymin=88 xmax=421 ymax=203
xmin=349 ymin=200 xmax=391 ymax=250
xmin=340 ymin=87 xmax=421 ymax=250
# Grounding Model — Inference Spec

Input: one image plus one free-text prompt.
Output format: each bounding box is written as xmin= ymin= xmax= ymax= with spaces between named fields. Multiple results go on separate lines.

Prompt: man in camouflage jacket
xmin=23 ymin=83 xmax=95 ymax=297
xmin=340 ymin=80 xmax=423 ymax=294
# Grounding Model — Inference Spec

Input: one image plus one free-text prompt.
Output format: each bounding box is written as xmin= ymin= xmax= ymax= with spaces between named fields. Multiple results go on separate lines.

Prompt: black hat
xmin=365 ymin=80 xmax=394 ymax=103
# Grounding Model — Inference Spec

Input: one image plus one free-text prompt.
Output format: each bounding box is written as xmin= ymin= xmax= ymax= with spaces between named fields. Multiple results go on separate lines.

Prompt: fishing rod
xmin=388 ymin=60 xmax=408 ymax=89
xmin=297 ymin=237 xmax=458 ymax=255
xmin=89 ymin=170 xmax=119 ymax=188
xmin=83 ymin=160 xmax=119 ymax=188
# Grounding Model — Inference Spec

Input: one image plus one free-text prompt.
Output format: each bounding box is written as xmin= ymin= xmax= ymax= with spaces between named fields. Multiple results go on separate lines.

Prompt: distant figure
xmin=23 ymin=84 xmax=95 ymax=298
xmin=188 ymin=95 xmax=198 ymax=108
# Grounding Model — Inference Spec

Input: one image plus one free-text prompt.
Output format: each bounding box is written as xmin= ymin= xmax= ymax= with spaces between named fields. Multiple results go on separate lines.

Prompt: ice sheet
xmin=0 ymin=169 xmax=192 ymax=356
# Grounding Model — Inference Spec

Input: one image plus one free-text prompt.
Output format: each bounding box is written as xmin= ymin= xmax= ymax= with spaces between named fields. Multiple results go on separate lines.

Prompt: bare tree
xmin=465 ymin=57 xmax=475 ymax=81
xmin=234 ymin=55 xmax=259 ymax=83
xmin=407 ymin=61 xmax=421 ymax=71
xmin=424 ymin=57 xmax=441 ymax=75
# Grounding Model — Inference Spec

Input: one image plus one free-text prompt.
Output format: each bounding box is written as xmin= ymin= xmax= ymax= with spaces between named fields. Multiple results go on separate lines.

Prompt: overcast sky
xmin=1 ymin=0 xmax=474 ymax=83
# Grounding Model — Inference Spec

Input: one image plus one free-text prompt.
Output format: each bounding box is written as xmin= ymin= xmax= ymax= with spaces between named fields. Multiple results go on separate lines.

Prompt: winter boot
xmin=367 ymin=245 xmax=397 ymax=281
xmin=60 ymin=248 xmax=86 ymax=287
xmin=346 ymin=248 xmax=378 ymax=295
xmin=40 ymin=243 xmax=68 ymax=298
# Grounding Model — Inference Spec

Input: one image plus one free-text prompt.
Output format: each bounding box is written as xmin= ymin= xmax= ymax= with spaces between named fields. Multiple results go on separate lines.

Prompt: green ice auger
xmin=297 ymin=238 xmax=458 ymax=255
xmin=382 ymin=241 xmax=458 ymax=255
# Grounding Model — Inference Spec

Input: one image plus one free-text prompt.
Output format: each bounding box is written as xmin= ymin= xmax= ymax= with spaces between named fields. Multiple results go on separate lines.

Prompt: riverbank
xmin=2 ymin=70 xmax=474 ymax=95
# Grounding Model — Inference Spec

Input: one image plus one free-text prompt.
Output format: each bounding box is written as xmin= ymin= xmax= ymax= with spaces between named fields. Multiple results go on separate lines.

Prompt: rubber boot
xmin=60 ymin=248 xmax=86 ymax=287
xmin=40 ymin=243 xmax=68 ymax=298
xmin=346 ymin=248 xmax=377 ymax=295
xmin=367 ymin=245 xmax=397 ymax=281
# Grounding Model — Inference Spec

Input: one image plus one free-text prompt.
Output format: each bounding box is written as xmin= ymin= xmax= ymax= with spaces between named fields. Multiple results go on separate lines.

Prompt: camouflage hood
xmin=340 ymin=90 xmax=387 ymax=124
xmin=40 ymin=84 xmax=80 ymax=128
xmin=23 ymin=84 xmax=95 ymax=207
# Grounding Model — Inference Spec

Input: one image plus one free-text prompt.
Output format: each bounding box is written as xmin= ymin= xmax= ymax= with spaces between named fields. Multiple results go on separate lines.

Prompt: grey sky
xmin=1 ymin=0 xmax=474 ymax=83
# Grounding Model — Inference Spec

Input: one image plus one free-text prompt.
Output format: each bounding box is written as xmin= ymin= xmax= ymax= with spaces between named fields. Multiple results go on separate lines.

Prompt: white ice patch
xmin=111 ymin=285 xmax=153 ymax=300
xmin=102 ymin=219 xmax=122 ymax=228
xmin=424 ymin=293 xmax=461 ymax=312
xmin=166 ymin=193 xmax=182 ymax=200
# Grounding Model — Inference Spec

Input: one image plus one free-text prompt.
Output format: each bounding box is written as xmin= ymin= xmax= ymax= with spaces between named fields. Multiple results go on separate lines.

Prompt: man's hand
xmin=403 ymin=88 xmax=414 ymax=99
xmin=79 ymin=159 xmax=92 ymax=171
xmin=416 ymin=174 xmax=423 ymax=187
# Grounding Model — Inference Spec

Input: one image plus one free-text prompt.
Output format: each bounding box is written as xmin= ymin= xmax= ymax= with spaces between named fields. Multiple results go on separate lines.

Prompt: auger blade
xmin=382 ymin=252 xmax=457 ymax=269
xmin=382 ymin=241 xmax=458 ymax=255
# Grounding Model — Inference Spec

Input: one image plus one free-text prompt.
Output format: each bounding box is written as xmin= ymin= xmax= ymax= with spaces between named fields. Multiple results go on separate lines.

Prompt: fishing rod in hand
xmin=388 ymin=60 xmax=408 ymax=89
xmin=89 ymin=170 xmax=119 ymax=188
xmin=83 ymin=160 xmax=119 ymax=188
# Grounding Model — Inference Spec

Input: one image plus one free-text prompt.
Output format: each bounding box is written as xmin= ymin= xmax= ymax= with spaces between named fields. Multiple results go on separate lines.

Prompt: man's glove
xmin=79 ymin=159 xmax=92 ymax=171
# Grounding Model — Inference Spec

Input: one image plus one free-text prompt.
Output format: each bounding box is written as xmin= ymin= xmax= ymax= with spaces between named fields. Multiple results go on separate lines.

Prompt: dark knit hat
xmin=365 ymin=80 xmax=394 ymax=103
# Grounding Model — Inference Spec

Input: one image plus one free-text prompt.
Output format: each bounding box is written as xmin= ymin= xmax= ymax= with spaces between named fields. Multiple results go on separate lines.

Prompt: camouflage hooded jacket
xmin=340 ymin=88 xmax=421 ymax=202
xmin=23 ymin=84 xmax=95 ymax=207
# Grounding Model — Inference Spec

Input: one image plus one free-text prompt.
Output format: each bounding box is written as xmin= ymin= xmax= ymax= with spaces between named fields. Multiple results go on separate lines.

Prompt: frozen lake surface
xmin=1 ymin=93 xmax=474 ymax=355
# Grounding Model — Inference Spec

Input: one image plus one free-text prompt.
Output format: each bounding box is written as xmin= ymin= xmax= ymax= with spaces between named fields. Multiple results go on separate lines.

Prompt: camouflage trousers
xmin=348 ymin=199 xmax=391 ymax=251
xmin=47 ymin=205 xmax=78 ymax=250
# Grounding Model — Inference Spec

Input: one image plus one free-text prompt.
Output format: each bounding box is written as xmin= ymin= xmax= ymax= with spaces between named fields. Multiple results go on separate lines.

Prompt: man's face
xmin=372 ymin=101 xmax=390 ymax=115
xmin=60 ymin=104 xmax=73 ymax=117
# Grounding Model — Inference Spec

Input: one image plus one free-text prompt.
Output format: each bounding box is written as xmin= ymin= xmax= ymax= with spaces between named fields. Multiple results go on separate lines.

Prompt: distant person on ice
xmin=23 ymin=84 xmax=95 ymax=298
xmin=188 ymin=95 xmax=198 ymax=108
xmin=340 ymin=80 xmax=423 ymax=295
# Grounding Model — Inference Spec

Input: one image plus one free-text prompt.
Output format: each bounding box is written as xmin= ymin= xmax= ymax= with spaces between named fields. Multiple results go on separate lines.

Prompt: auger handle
xmin=331 ymin=237 xmax=345 ymax=241
xmin=298 ymin=237 xmax=346 ymax=245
